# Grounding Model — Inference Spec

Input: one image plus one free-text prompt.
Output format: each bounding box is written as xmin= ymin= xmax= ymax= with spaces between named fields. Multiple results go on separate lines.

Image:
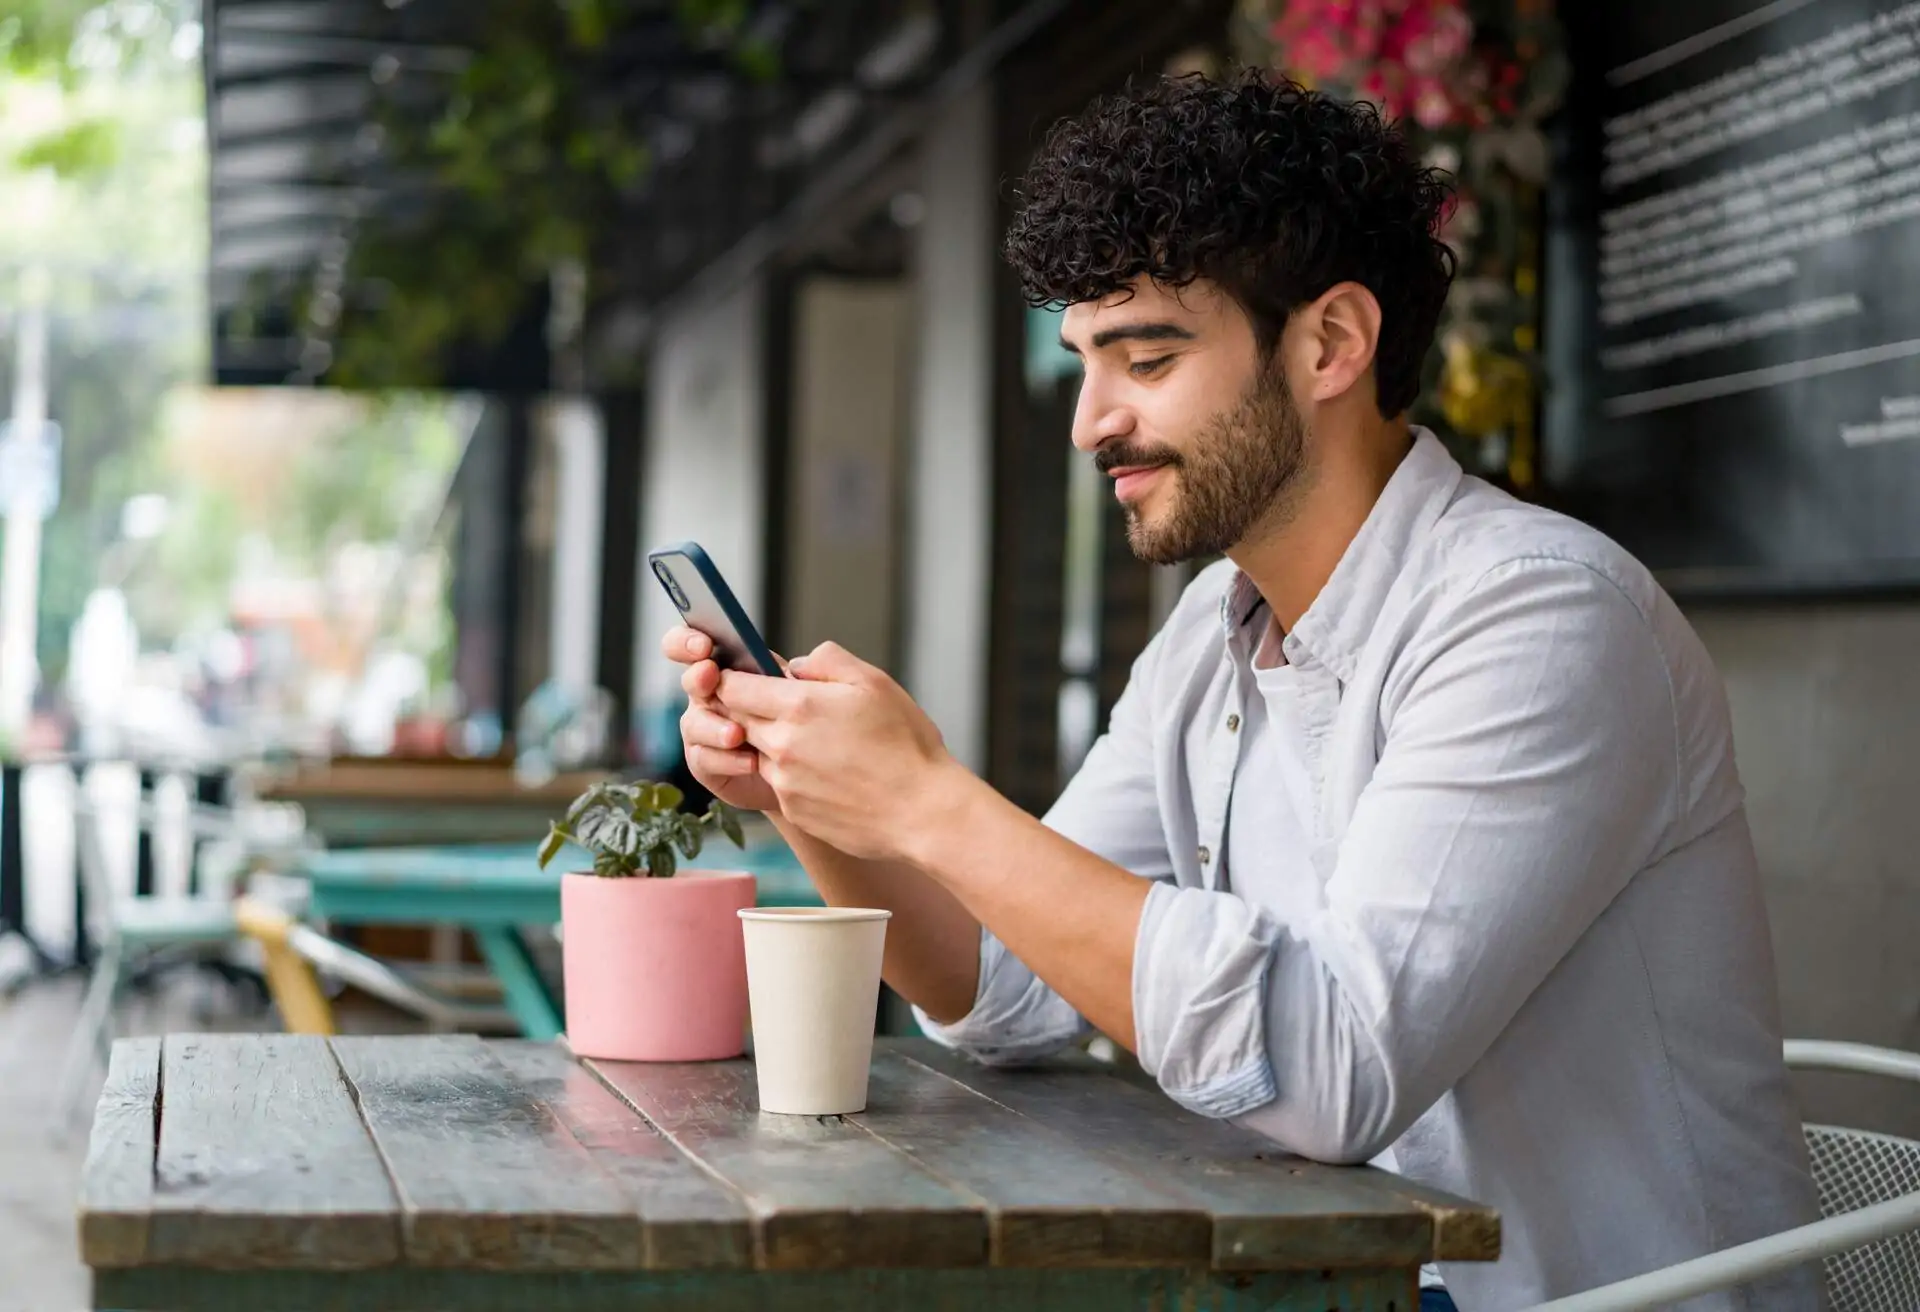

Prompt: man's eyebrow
xmin=1057 ymin=322 xmax=1197 ymax=354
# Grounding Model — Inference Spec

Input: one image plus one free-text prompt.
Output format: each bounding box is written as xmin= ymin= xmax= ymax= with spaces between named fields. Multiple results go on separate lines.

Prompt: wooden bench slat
xmin=491 ymin=1041 xmax=753 ymax=1270
xmin=588 ymin=1058 xmax=987 ymax=1270
xmin=330 ymin=1035 xmax=641 ymax=1270
xmin=900 ymin=1040 xmax=1443 ymax=1271
xmin=149 ymin=1034 xmax=401 ymax=1268
xmin=851 ymin=1050 xmax=1209 ymax=1267
xmin=78 ymin=1037 xmax=161 ymax=1268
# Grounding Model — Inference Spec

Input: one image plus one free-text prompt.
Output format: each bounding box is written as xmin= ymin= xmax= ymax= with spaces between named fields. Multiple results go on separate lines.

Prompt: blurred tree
xmin=0 ymin=0 xmax=205 ymax=688
xmin=1 ymin=1 xmax=463 ymax=727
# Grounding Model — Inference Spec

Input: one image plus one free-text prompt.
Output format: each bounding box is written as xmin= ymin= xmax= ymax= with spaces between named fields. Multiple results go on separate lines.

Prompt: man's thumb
xmin=788 ymin=640 xmax=863 ymax=682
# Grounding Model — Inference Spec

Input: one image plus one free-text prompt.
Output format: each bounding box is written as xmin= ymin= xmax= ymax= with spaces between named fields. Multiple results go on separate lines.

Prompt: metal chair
xmin=231 ymin=894 xmax=517 ymax=1037
xmin=1530 ymin=1041 xmax=1920 ymax=1311
xmin=50 ymin=790 xmax=243 ymax=1131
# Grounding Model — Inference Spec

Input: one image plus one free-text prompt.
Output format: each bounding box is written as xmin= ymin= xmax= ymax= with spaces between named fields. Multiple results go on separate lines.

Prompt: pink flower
xmin=1268 ymin=0 xmax=1479 ymax=125
xmin=1412 ymin=82 xmax=1457 ymax=127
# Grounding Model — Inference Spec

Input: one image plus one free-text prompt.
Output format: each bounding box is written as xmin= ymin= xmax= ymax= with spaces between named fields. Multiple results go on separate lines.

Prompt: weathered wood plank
xmin=589 ymin=1058 xmax=986 ymax=1270
xmin=148 ymin=1033 xmax=400 ymax=1268
xmin=94 ymin=1263 xmax=1419 ymax=1312
xmin=1359 ymin=1167 xmax=1502 ymax=1262
xmin=954 ymin=1044 xmax=1497 ymax=1259
xmin=491 ymin=1041 xmax=753 ymax=1270
xmin=901 ymin=1040 xmax=1442 ymax=1271
xmin=851 ymin=1050 xmax=1209 ymax=1267
xmin=77 ymin=1037 xmax=160 ymax=1268
xmin=329 ymin=1034 xmax=641 ymax=1269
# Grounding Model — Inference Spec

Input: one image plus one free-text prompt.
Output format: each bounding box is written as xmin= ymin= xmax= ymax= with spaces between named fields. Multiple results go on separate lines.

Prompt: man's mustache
xmin=1093 ymin=445 xmax=1182 ymax=475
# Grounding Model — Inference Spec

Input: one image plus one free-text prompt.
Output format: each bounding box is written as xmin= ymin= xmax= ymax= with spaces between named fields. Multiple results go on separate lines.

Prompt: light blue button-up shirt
xmin=918 ymin=432 xmax=1823 ymax=1308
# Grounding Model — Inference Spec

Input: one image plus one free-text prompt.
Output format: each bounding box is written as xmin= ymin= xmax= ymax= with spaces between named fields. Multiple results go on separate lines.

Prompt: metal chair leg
xmin=233 ymin=897 xmax=337 ymax=1036
xmin=54 ymin=939 xmax=124 ymax=1134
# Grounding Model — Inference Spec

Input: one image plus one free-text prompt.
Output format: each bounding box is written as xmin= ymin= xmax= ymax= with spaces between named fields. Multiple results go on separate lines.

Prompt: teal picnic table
xmin=295 ymin=837 xmax=823 ymax=1041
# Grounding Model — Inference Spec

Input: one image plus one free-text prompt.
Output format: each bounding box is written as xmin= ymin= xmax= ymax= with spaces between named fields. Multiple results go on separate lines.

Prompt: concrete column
xmin=544 ymin=398 xmax=605 ymax=697
xmin=633 ymin=276 xmax=768 ymax=767
xmin=904 ymin=83 xmax=995 ymax=773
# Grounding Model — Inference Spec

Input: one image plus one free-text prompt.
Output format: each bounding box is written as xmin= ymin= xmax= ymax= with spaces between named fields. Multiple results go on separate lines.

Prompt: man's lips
xmin=1108 ymin=464 xmax=1170 ymax=502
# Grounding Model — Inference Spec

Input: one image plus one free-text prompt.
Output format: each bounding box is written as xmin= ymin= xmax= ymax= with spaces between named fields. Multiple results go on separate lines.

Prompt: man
xmin=667 ymin=73 xmax=1822 ymax=1308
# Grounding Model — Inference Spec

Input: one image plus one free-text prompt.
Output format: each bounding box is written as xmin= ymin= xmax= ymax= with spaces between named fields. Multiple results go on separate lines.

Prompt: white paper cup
xmin=738 ymin=906 xmax=891 ymax=1115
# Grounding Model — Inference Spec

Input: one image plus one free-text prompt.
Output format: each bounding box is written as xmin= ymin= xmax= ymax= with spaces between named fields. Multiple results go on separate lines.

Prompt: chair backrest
xmin=69 ymin=782 xmax=123 ymax=939
xmin=1805 ymin=1123 xmax=1920 ymax=1312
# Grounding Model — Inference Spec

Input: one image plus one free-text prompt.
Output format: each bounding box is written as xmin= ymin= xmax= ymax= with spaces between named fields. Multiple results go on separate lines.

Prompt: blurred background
xmin=3 ymin=0 xmax=1919 ymax=1301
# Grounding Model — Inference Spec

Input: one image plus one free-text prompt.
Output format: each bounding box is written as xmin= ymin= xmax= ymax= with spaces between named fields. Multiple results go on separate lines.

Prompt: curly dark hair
xmin=1004 ymin=70 xmax=1455 ymax=418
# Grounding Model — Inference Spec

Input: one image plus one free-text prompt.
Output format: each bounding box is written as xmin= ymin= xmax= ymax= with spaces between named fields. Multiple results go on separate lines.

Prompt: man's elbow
xmin=1233 ymin=1099 xmax=1399 ymax=1164
xmin=1230 ymin=1047 xmax=1405 ymax=1165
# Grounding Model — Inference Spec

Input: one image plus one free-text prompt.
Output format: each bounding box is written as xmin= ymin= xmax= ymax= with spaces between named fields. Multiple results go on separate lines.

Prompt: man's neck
xmin=1229 ymin=416 xmax=1414 ymax=632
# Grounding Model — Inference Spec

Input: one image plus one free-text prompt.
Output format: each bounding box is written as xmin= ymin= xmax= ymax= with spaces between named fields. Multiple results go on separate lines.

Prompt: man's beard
xmin=1098 ymin=367 xmax=1309 ymax=566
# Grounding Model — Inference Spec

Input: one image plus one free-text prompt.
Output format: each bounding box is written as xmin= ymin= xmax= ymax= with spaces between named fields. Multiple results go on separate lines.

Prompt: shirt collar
xmin=1221 ymin=429 xmax=1464 ymax=679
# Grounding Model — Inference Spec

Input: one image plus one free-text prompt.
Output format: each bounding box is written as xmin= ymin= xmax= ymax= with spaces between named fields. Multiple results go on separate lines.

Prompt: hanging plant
xmin=312 ymin=0 xmax=781 ymax=391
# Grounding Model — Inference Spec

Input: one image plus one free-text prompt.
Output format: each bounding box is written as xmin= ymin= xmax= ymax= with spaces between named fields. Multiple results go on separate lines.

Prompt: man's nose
xmin=1070 ymin=372 xmax=1133 ymax=454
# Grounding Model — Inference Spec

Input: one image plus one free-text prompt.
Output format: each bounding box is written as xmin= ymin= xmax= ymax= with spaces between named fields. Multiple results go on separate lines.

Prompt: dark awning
xmin=204 ymin=0 xmax=964 ymax=390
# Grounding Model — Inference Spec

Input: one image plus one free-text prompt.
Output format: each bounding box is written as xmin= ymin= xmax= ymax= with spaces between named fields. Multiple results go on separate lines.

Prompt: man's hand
xmin=716 ymin=642 xmax=959 ymax=863
xmin=696 ymin=633 xmax=1144 ymax=1047
xmin=663 ymin=627 xmax=782 ymax=815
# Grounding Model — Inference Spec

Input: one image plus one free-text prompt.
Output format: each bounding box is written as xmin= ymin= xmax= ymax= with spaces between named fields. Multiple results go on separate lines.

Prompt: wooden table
xmin=80 ymin=1034 xmax=1497 ymax=1310
xmin=292 ymin=839 xmax=823 ymax=1040
xmin=255 ymin=761 xmax=612 ymax=848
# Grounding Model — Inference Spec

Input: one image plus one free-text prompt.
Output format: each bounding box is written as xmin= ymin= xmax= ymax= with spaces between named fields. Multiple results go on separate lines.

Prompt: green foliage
xmin=0 ymin=0 xmax=101 ymax=80
xmin=2 ymin=0 xmax=198 ymax=174
xmin=538 ymin=779 xmax=745 ymax=879
xmin=11 ymin=115 xmax=116 ymax=174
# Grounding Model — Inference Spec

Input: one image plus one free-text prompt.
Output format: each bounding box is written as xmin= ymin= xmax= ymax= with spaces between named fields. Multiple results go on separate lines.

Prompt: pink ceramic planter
xmin=560 ymin=869 xmax=756 ymax=1061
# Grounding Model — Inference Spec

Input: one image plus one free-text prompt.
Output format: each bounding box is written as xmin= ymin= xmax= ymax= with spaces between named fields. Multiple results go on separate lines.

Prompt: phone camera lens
xmin=653 ymin=561 xmax=690 ymax=612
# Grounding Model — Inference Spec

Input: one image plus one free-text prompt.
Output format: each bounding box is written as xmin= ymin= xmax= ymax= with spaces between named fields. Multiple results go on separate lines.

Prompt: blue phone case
xmin=647 ymin=541 xmax=785 ymax=677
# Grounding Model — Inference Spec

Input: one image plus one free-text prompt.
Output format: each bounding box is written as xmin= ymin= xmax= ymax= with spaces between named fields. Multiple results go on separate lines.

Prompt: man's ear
xmin=1292 ymin=282 xmax=1382 ymax=405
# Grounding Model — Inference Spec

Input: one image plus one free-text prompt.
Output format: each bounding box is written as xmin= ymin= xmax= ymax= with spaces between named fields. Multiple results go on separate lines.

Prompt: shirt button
xmin=1226 ymin=713 xmax=1241 ymax=732
xmin=1197 ymin=846 xmax=1211 ymax=865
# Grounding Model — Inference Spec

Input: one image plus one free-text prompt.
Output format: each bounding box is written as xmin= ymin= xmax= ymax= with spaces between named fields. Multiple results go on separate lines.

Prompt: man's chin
xmin=1123 ymin=511 xmax=1198 ymax=567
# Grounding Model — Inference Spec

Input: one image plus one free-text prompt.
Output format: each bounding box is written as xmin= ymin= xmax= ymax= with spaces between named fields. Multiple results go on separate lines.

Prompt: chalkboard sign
xmin=1544 ymin=0 xmax=1920 ymax=594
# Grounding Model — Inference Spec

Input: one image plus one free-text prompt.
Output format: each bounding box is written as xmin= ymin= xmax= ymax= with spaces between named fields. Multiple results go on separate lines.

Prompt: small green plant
xmin=538 ymin=780 xmax=745 ymax=879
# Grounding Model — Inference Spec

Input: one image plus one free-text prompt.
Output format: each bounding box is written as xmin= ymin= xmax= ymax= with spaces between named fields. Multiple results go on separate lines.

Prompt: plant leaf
xmin=537 ymin=822 xmax=571 ymax=869
xmin=715 ymin=804 xmax=745 ymax=849
xmin=649 ymin=845 xmax=676 ymax=879
xmin=648 ymin=781 xmax=684 ymax=813
xmin=567 ymin=781 xmax=637 ymax=826
xmin=592 ymin=849 xmax=635 ymax=878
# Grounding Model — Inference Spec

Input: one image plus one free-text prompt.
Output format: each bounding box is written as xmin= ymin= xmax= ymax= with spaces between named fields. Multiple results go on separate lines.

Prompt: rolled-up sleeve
xmin=1132 ymin=881 xmax=1281 ymax=1116
xmin=1135 ymin=559 xmax=1680 ymax=1161
xmin=914 ymin=629 xmax=1177 ymax=1064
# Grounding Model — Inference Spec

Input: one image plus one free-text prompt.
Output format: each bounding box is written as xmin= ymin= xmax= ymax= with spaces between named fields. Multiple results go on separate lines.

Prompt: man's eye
xmin=1129 ymin=355 xmax=1173 ymax=377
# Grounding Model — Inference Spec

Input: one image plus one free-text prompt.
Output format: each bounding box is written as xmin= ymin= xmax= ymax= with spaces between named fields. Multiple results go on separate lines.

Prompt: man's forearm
xmin=769 ymin=815 xmax=982 ymax=1022
xmin=902 ymin=765 xmax=1149 ymax=1051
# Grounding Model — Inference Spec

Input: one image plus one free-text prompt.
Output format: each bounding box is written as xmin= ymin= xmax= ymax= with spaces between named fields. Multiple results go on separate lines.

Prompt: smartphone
xmin=647 ymin=541 xmax=785 ymax=677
